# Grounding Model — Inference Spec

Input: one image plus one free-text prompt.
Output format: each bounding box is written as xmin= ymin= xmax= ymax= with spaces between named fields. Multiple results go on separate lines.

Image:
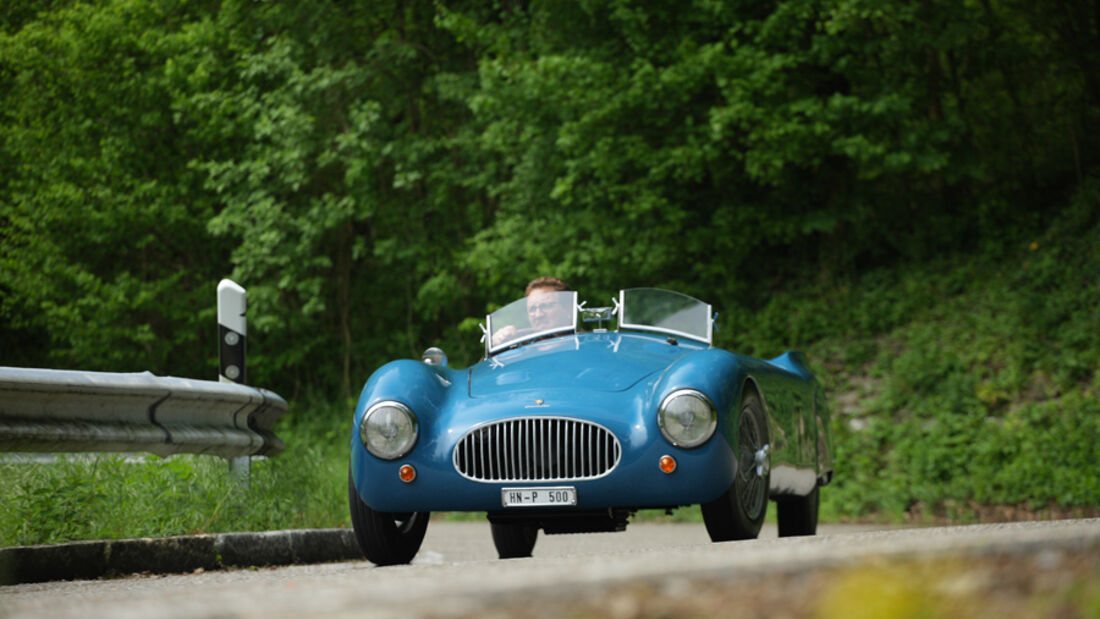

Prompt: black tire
xmin=776 ymin=486 xmax=819 ymax=537
xmin=347 ymin=469 xmax=429 ymax=566
xmin=490 ymin=522 xmax=539 ymax=559
xmin=701 ymin=391 xmax=770 ymax=542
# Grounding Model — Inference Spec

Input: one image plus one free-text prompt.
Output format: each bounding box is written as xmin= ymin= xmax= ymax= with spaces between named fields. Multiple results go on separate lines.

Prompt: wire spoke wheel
xmin=701 ymin=390 xmax=770 ymax=542
xmin=736 ymin=407 xmax=768 ymax=521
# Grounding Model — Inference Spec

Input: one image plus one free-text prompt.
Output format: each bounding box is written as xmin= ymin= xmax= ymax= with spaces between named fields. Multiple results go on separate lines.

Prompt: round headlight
xmin=360 ymin=401 xmax=419 ymax=460
xmin=658 ymin=389 xmax=717 ymax=448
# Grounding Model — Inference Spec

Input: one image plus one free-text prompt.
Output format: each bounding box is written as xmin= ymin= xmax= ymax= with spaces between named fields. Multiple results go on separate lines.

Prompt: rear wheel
xmin=490 ymin=522 xmax=539 ymax=558
xmin=348 ymin=469 xmax=429 ymax=565
xmin=776 ymin=486 xmax=819 ymax=537
xmin=702 ymin=391 xmax=770 ymax=541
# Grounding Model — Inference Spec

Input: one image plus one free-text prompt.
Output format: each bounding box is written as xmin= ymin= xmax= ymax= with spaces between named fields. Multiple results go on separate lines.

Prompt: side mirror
xmin=421 ymin=347 xmax=447 ymax=367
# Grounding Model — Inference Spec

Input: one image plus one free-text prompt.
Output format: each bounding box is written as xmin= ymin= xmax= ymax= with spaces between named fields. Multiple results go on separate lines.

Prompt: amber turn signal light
xmin=398 ymin=464 xmax=417 ymax=483
xmin=658 ymin=455 xmax=677 ymax=474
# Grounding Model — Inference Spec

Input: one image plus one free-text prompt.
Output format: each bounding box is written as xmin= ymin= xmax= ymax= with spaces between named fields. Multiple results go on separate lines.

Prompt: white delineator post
xmin=218 ymin=279 xmax=250 ymax=483
xmin=218 ymin=279 xmax=247 ymax=385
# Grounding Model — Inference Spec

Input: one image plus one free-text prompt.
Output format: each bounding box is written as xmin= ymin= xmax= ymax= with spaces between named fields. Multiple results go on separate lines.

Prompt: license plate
xmin=501 ymin=487 xmax=577 ymax=507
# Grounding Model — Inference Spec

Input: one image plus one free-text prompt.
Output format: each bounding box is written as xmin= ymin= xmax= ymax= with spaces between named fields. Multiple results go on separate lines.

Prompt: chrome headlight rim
xmin=657 ymin=388 xmax=718 ymax=449
xmin=360 ymin=400 xmax=419 ymax=460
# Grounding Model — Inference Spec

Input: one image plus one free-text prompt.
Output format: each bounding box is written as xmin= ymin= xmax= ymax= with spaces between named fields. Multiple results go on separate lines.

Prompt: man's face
xmin=526 ymin=287 xmax=570 ymax=330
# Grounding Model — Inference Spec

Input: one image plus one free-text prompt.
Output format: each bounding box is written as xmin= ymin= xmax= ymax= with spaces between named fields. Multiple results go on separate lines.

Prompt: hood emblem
xmin=525 ymin=399 xmax=550 ymax=409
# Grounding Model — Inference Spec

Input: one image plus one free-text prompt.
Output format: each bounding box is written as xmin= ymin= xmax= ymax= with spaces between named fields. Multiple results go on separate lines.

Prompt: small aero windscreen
xmin=486 ymin=290 xmax=578 ymax=354
xmin=618 ymin=288 xmax=712 ymax=345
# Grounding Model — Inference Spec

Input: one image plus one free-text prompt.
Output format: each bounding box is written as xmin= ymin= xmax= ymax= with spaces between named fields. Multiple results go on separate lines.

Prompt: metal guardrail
xmin=0 ymin=367 xmax=286 ymax=458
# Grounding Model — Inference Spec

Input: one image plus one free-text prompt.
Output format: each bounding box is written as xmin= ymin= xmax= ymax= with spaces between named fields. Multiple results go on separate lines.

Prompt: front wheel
xmin=776 ymin=486 xmax=819 ymax=537
xmin=490 ymin=522 xmax=538 ymax=559
xmin=348 ymin=469 xmax=429 ymax=565
xmin=701 ymin=391 xmax=770 ymax=542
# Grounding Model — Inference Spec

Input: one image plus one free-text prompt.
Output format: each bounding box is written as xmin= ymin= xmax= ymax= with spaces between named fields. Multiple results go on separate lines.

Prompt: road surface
xmin=2 ymin=519 xmax=1097 ymax=618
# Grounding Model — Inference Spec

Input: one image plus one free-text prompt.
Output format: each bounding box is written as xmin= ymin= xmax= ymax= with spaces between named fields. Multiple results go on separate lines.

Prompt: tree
xmin=0 ymin=0 xmax=225 ymax=375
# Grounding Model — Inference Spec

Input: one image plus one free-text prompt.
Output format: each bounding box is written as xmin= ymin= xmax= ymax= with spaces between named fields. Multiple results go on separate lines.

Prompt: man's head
xmin=524 ymin=276 xmax=569 ymax=297
xmin=524 ymin=277 xmax=571 ymax=330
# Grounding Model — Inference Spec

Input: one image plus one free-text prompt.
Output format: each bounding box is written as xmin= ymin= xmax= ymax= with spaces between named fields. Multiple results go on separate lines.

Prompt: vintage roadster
xmin=348 ymin=288 xmax=833 ymax=565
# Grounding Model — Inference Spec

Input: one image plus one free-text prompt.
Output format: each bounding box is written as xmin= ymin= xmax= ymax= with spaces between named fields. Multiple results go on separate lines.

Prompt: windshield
xmin=486 ymin=290 xmax=578 ymax=354
xmin=618 ymin=288 xmax=712 ymax=344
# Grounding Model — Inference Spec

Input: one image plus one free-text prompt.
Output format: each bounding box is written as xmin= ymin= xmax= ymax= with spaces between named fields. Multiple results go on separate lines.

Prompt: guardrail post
xmin=218 ymin=279 xmax=250 ymax=485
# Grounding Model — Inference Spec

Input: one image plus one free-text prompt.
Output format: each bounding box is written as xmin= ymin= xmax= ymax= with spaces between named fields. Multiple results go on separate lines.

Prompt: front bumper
xmin=350 ymin=420 xmax=736 ymax=513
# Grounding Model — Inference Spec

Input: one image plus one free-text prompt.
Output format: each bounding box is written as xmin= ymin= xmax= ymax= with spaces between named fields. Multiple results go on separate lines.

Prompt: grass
xmin=0 ymin=411 xmax=352 ymax=547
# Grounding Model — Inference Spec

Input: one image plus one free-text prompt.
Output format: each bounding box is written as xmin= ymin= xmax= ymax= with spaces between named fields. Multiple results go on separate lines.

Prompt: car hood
xmin=468 ymin=333 xmax=703 ymax=396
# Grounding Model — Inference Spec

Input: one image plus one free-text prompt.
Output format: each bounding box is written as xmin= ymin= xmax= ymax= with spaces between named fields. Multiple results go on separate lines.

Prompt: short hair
xmin=524 ymin=276 xmax=569 ymax=296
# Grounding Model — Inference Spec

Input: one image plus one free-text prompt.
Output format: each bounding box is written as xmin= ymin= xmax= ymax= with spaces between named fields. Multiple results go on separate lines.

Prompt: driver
xmin=523 ymin=276 xmax=571 ymax=330
xmin=492 ymin=277 xmax=572 ymax=346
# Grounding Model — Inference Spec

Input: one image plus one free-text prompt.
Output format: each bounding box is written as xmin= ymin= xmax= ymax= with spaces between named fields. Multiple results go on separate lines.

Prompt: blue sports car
xmin=348 ymin=288 xmax=833 ymax=565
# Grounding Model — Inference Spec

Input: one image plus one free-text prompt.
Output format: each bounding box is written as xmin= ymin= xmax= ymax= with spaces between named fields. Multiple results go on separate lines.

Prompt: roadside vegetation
xmin=2 ymin=0 xmax=1098 ymax=545
xmin=0 ymin=412 xmax=350 ymax=547
xmin=789 ymin=185 xmax=1100 ymax=522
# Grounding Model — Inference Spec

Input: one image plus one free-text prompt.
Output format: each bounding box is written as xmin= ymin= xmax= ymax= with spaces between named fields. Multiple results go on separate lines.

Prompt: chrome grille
xmin=453 ymin=417 xmax=621 ymax=482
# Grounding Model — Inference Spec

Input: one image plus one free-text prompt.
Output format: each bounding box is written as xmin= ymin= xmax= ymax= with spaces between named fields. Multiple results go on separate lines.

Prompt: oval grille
xmin=454 ymin=416 xmax=621 ymax=482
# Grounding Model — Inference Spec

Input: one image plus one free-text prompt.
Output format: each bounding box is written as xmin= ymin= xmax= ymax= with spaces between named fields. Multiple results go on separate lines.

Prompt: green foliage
xmin=4 ymin=0 xmax=1097 ymax=389
xmin=0 ymin=0 xmax=225 ymax=374
xmin=799 ymin=179 xmax=1100 ymax=519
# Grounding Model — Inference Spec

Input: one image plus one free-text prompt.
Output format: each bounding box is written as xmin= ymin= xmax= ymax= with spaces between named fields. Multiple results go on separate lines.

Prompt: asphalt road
xmin=2 ymin=519 xmax=1098 ymax=618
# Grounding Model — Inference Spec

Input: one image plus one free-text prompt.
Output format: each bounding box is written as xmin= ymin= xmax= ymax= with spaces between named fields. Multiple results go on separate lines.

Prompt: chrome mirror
xmin=421 ymin=347 xmax=447 ymax=367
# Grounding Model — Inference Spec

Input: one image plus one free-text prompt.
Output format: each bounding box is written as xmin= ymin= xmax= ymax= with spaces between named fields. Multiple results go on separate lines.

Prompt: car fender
xmin=350 ymin=359 xmax=461 ymax=490
xmin=649 ymin=348 xmax=750 ymax=453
